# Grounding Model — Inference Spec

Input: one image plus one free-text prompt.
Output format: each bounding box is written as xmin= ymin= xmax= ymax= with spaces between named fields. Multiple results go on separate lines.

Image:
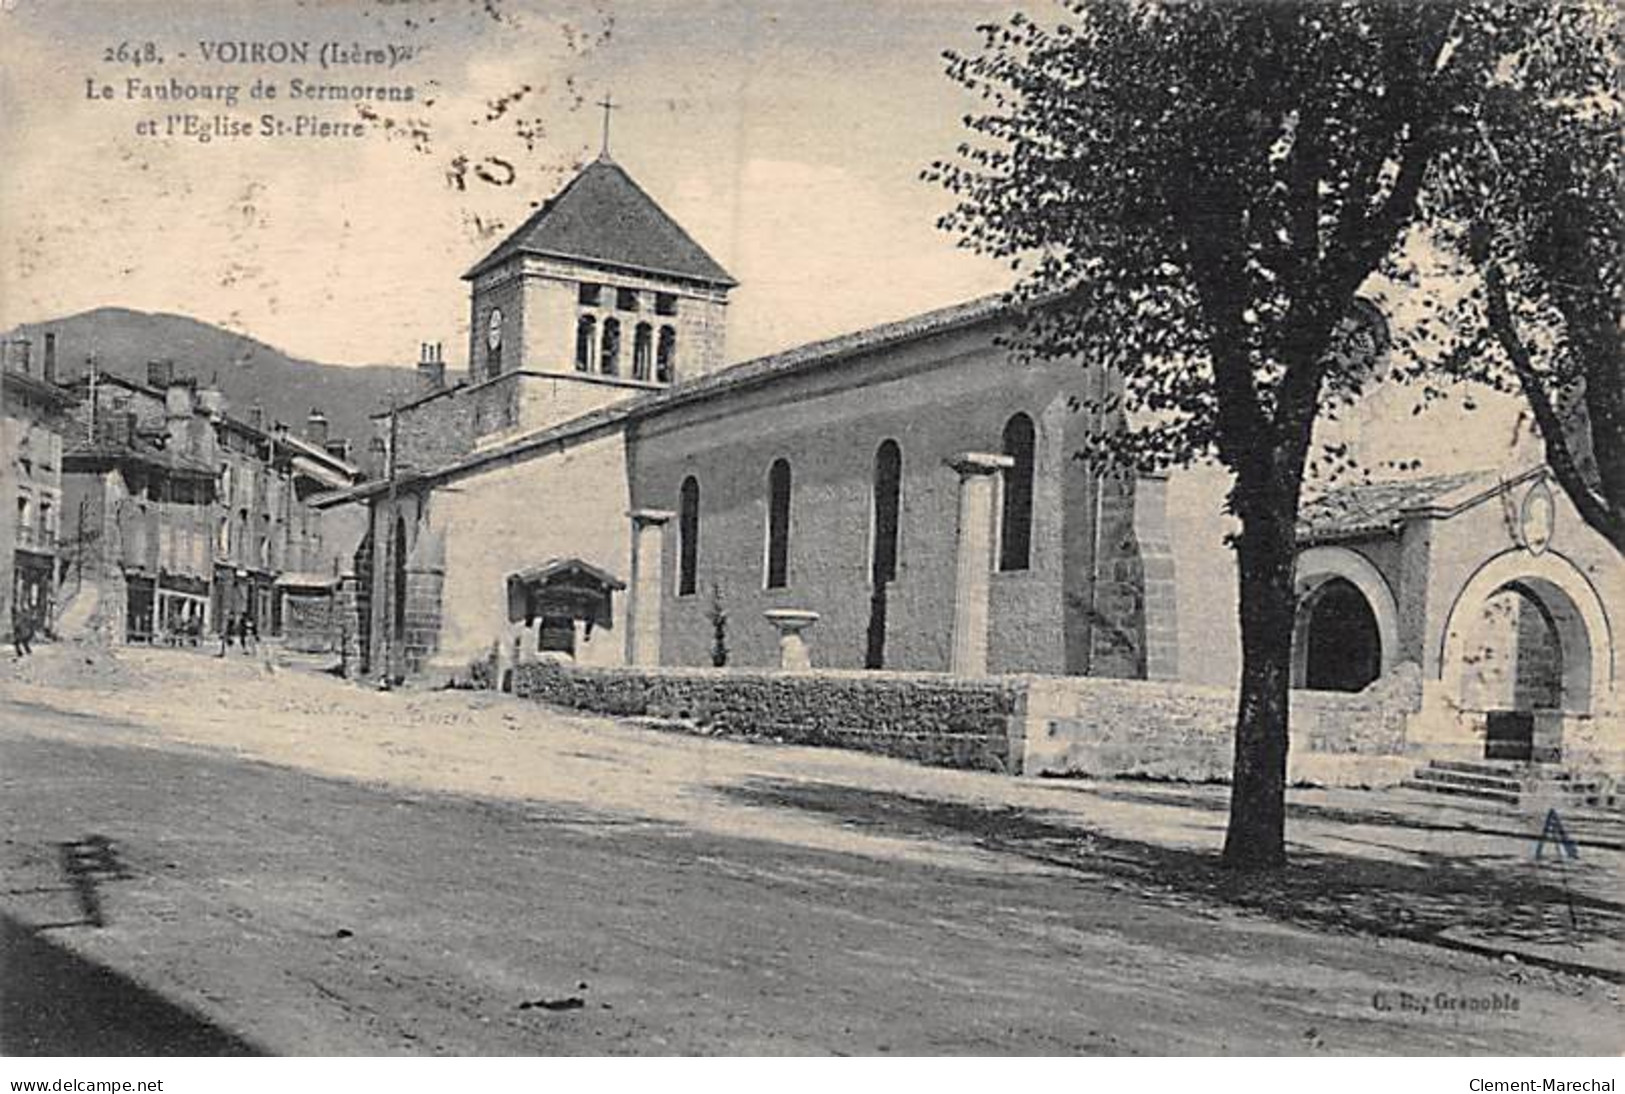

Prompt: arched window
xmin=999 ymin=413 xmax=1035 ymax=572
xmin=600 ymin=319 xmax=621 ymax=376
xmin=392 ymin=515 xmax=408 ymax=641
xmin=871 ymin=440 xmax=902 ymax=585
xmin=677 ymin=476 xmax=700 ymax=597
xmin=633 ymin=323 xmax=653 ymax=381
xmin=575 ymin=315 xmax=596 ymax=372
xmin=656 ymin=326 xmax=677 ymax=384
xmin=765 ymin=459 xmax=792 ymax=589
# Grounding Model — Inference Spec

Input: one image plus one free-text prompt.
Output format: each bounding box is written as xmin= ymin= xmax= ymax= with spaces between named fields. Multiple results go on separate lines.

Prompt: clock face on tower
xmin=487 ymin=309 xmax=503 ymax=351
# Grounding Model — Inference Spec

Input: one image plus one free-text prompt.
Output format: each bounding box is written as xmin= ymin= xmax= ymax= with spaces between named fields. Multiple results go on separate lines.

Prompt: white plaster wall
xmin=431 ymin=428 xmax=633 ymax=673
xmin=1165 ymin=462 xmax=1240 ymax=688
xmin=520 ymin=277 xmax=578 ymax=373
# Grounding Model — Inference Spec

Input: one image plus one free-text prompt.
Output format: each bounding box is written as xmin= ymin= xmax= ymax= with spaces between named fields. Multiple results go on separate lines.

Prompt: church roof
xmin=1296 ymin=468 xmax=1539 ymax=543
xmin=312 ymin=291 xmax=1020 ymax=507
xmin=464 ymin=157 xmax=736 ymax=287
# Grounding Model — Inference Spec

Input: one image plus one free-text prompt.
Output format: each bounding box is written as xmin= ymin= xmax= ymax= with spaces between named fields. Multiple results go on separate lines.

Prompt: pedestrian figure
xmin=218 ymin=614 xmax=237 ymax=658
xmin=13 ymin=606 xmax=36 ymax=658
xmin=241 ymin=612 xmax=257 ymax=655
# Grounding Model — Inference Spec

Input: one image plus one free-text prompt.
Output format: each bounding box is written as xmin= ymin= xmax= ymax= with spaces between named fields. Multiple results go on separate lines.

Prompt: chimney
xmin=165 ymin=376 xmax=197 ymax=419
xmin=417 ymin=341 xmax=446 ymax=391
xmin=247 ymin=403 xmax=265 ymax=431
xmin=197 ymin=386 xmax=227 ymax=417
xmin=103 ymin=410 xmax=138 ymax=449
xmin=42 ymin=333 xmax=57 ymax=384
xmin=147 ymin=359 xmax=175 ymax=389
xmin=324 ymin=438 xmax=353 ymax=462
xmin=305 ymin=407 xmax=330 ymax=447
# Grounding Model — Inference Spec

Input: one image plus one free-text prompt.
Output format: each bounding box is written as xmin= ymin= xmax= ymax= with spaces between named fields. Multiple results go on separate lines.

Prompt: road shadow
xmin=52 ymin=835 xmax=132 ymax=929
xmin=723 ymin=778 xmax=1625 ymax=983
xmin=0 ymin=912 xmax=264 ymax=1056
xmin=1068 ymin=781 xmax=1625 ymax=853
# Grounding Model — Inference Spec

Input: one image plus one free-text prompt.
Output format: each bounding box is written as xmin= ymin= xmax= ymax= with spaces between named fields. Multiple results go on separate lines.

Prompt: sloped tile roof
xmin=313 ymin=291 xmax=1018 ymax=507
xmin=509 ymin=557 xmax=625 ymax=591
xmin=63 ymin=437 xmax=217 ymax=478
xmin=465 ymin=156 xmax=736 ymax=287
xmin=1297 ymin=469 xmax=1494 ymax=541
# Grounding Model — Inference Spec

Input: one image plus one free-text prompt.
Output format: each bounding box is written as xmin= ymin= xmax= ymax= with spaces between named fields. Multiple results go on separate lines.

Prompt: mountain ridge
xmin=4 ymin=307 xmax=428 ymax=451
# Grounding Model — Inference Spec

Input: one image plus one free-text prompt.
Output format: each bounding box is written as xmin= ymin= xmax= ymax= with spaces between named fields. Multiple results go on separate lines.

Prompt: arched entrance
xmin=1295 ymin=578 xmax=1383 ymax=691
xmin=1292 ymin=545 xmax=1399 ymax=692
xmin=1440 ymin=550 xmax=1610 ymax=762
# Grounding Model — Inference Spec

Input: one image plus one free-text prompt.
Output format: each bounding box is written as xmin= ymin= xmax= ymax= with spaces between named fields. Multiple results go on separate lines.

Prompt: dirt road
xmin=1 ymin=646 xmax=1619 ymax=1054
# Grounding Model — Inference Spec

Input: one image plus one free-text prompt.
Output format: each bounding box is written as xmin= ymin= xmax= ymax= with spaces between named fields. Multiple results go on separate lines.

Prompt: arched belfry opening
xmin=1293 ymin=576 xmax=1383 ymax=692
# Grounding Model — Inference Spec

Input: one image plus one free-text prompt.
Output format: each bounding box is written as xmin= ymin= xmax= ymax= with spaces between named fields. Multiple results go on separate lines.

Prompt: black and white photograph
xmin=0 ymin=0 xmax=1621 ymax=1076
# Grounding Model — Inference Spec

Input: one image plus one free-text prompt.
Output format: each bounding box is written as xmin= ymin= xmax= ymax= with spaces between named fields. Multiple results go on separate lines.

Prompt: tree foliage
xmin=1404 ymin=5 xmax=1623 ymax=551
xmin=929 ymin=0 xmax=1585 ymax=869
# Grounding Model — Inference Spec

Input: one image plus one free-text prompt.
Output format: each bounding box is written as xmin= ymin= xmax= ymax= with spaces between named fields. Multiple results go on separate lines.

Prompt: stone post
xmin=764 ymin=608 xmax=820 ymax=671
xmin=627 ymin=508 xmax=674 ymax=666
xmin=947 ymin=452 xmax=1013 ymax=676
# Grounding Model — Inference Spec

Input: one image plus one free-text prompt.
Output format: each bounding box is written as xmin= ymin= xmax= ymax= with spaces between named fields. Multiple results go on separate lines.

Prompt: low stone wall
xmin=506 ymin=660 xmax=1420 ymax=786
xmin=509 ymin=660 xmax=1024 ymax=773
xmin=1020 ymin=677 xmax=1413 ymax=786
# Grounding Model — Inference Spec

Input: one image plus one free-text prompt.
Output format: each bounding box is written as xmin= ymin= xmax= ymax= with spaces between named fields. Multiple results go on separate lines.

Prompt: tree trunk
xmin=1221 ymin=500 xmax=1299 ymax=871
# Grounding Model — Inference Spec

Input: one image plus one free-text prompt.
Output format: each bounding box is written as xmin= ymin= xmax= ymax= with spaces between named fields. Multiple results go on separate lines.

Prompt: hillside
xmin=4 ymin=308 xmax=425 ymax=450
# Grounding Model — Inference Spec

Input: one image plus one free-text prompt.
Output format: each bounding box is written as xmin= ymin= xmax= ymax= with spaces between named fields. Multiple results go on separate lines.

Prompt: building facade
xmin=1 ymin=334 xmax=75 ymax=638
xmin=59 ymin=365 xmax=361 ymax=644
xmin=314 ymin=151 xmax=1622 ymax=774
xmin=326 ymin=155 xmax=1175 ymax=690
xmin=1292 ymin=467 xmax=1623 ymax=771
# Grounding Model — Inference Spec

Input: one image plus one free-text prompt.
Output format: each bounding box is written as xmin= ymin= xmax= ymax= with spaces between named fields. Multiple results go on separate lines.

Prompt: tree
xmin=1412 ymin=8 xmax=1623 ymax=553
xmin=930 ymin=0 xmax=1567 ymax=868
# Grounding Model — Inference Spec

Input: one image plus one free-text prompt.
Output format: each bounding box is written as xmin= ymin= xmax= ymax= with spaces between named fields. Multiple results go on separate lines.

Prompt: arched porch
xmin=1292 ymin=545 xmax=1400 ymax=693
xmin=1436 ymin=550 xmax=1614 ymax=763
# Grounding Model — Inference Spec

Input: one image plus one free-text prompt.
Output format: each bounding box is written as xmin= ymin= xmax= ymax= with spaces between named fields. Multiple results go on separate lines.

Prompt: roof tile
xmin=466 ymin=157 xmax=735 ymax=286
xmin=1297 ymin=469 xmax=1493 ymax=541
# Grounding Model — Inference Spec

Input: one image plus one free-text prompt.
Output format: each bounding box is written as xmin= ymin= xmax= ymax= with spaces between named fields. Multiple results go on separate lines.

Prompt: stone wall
xmin=388 ymin=389 xmax=477 ymax=475
xmin=502 ymin=659 xmax=1421 ymax=786
xmin=1021 ymin=677 xmax=1414 ymax=786
xmin=509 ymin=660 xmax=1024 ymax=773
xmin=629 ymin=316 xmax=1119 ymax=677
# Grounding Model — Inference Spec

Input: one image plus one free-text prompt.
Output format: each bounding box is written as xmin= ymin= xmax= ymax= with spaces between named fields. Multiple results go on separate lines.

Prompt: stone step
xmin=1399 ymin=778 xmax=1521 ymax=805
xmin=1425 ymin=759 xmax=1528 ymax=779
xmin=1411 ymin=767 xmax=1524 ymax=793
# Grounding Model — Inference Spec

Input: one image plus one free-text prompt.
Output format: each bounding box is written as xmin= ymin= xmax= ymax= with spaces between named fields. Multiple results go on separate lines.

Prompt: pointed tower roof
xmin=464 ymin=156 xmax=737 ymax=287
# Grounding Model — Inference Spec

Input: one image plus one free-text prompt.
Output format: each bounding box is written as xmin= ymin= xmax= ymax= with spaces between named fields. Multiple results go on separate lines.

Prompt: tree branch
xmin=1483 ymin=260 xmax=1624 ymax=550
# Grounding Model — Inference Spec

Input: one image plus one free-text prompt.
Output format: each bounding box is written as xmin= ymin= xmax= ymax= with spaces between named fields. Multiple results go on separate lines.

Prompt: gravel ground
xmin=1 ymin=643 xmax=1619 ymax=1055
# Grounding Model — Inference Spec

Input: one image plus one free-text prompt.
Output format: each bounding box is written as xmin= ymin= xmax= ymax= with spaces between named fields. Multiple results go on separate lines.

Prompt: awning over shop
xmin=275 ymin=571 xmax=341 ymax=590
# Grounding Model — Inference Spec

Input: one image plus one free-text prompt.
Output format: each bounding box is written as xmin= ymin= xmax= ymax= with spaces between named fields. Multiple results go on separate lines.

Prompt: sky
xmin=0 ymin=0 xmax=1019 ymax=369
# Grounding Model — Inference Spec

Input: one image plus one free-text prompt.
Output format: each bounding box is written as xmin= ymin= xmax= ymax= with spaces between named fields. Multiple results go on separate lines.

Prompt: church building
xmin=317 ymin=150 xmax=1622 ymax=777
xmin=328 ymin=152 xmax=1176 ymax=689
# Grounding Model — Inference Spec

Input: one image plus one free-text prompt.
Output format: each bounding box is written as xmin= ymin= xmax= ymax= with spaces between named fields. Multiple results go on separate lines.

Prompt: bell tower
xmin=461 ymin=150 xmax=736 ymax=441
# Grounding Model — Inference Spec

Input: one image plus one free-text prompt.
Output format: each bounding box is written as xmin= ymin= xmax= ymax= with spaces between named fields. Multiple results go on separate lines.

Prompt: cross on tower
xmin=597 ymin=93 xmax=618 ymax=157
